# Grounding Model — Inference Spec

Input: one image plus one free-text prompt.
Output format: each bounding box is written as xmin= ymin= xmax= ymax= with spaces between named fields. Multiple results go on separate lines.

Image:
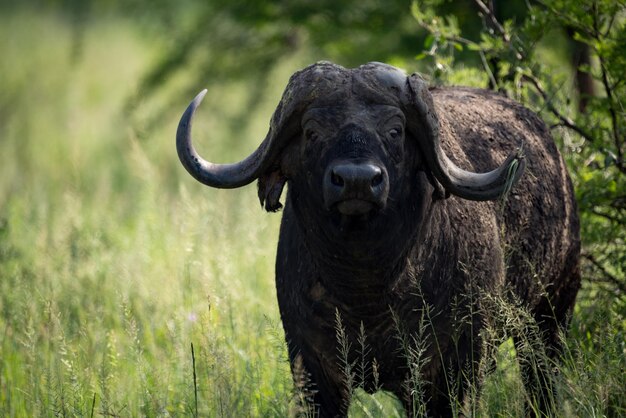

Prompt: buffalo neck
xmin=286 ymin=189 xmax=451 ymax=300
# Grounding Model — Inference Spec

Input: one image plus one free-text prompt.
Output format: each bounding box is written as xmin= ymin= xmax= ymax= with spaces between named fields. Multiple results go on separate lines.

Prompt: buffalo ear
xmin=258 ymin=170 xmax=287 ymax=212
xmin=425 ymin=170 xmax=449 ymax=200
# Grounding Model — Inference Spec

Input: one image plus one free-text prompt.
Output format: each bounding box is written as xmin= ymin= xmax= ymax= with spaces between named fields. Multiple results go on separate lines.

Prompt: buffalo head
xmin=177 ymin=63 xmax=524 ymax=214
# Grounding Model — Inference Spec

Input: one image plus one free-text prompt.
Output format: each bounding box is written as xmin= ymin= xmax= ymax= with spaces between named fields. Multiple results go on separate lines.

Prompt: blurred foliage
xmin=0 ymin=1 xmax=494 ymax=103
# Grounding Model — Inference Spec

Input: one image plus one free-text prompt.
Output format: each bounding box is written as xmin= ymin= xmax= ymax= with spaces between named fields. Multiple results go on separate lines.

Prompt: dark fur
xmin=200 ymin=63 xmax=580 ymax=416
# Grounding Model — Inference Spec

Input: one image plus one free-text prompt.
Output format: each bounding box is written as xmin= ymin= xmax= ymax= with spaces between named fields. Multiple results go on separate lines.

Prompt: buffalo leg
xmin=515 ymin=302 xmax=573 ymax=417
xmin=517 ymin=271 xmax=578 ymax=417
xmin=287 ymin=347 xmax=349 ymax=417
xmin=514 ymin=328 xmax=557 ymax=417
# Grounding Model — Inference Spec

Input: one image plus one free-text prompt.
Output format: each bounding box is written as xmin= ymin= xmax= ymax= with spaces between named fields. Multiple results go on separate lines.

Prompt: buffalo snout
xmin=323 ymin=161 xmax=389 ymax=215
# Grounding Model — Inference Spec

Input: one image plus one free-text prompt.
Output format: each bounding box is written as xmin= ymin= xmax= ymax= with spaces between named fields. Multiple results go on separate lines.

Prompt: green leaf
xmin=424 ymin=34 xmax=435 ymax=50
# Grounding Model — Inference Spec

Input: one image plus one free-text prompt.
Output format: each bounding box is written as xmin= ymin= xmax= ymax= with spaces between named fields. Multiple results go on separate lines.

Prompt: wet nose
xmin=323 ymin=161 xmax=389 ymax=213
xmin=329 ymin=163 xmax=383 ymax=191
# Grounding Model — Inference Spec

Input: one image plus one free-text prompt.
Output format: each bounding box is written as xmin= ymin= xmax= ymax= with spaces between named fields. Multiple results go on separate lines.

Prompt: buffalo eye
xmin=387 ymin=127 xmax=402 ymax=140
xmin=305 ymin=128 xmax=319 ymax=142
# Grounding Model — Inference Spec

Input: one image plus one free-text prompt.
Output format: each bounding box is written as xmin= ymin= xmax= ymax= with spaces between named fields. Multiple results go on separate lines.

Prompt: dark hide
xmin=181 ymin=62 xmax=580 ymax=417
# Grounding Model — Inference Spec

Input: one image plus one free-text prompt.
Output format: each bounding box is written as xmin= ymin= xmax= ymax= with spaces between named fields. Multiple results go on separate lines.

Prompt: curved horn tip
xmin=192 ymin=89 xmax=208 ymax=108
xmin=179 ymin=89 xmax=208 ymax=131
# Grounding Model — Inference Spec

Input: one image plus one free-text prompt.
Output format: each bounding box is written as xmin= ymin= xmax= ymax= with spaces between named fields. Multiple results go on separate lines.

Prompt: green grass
xmin=0 ymin=9 xmax=291 ymax=416
xmin=0 ymin=8 xmax=624 ymax=417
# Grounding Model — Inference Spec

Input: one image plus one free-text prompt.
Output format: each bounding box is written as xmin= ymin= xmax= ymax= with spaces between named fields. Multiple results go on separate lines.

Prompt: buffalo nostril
xmin=371 ymin=172 xmax=383 ymax=187
xmin=331 ymin=170 xmax=344 ymax=187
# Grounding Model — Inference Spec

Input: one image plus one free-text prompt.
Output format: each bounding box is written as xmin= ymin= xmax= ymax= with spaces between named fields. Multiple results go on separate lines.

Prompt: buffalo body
xmin=177 ymin=62 xmax=580 ymax=417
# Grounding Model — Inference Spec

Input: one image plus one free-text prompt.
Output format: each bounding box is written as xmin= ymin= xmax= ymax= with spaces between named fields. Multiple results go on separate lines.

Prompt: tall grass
xmin=0 ymin=9 xmax=292 ymax=416
xmin=1 ymin=8 xmax=624 ymax=417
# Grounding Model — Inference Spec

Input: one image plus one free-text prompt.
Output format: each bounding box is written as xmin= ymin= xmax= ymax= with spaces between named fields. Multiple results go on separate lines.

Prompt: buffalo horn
xmin=176 ymin=89 xmax=276 ymax=189
xmin=429 ymin=145 xmax=525 ymax=201
xmin=406 ymin=74 xmax=525 ymax=201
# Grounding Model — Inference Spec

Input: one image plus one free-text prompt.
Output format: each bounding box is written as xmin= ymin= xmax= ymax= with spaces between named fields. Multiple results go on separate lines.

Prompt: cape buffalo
xmin=176 ymin=62 xmax=580 ymax=417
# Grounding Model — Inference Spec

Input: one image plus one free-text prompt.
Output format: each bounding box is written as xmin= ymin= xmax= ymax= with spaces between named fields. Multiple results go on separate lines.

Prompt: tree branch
xmin=472 ymin=0 xmax=527 ymax=61
xmin=583 ymin=253 xmax=626 ymax=294
xmin=598 ymin=57 xmax=625 ymax=166
xmin=590 ymin=209 xmax=626 ymax=225
xmin=521 ymin=74 xmax=596 ymax=143
xmin=473 ymin=0 xmax=510 ymax=42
